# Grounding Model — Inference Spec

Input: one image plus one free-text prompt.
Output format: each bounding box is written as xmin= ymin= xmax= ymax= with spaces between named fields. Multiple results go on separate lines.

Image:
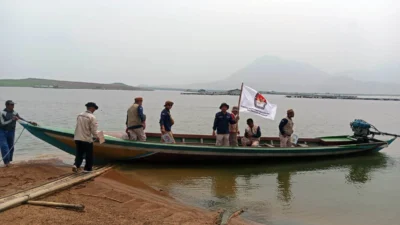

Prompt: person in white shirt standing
xmin=73 ymin=102 xmax=99 ymax=173
xmin=279 ymin=109 xmax=295 ymax=147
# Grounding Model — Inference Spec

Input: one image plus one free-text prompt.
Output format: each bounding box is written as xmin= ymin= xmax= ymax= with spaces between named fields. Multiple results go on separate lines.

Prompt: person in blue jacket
xmin=160 ymin=100 xmax=175 ymax=143
xmin=212 ymin=103 xmax=238 ymax=146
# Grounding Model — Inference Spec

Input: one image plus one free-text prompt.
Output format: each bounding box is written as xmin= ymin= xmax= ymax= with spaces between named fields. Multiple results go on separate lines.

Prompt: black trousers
xmin=74 ymin=140 xmax=94 ymax=171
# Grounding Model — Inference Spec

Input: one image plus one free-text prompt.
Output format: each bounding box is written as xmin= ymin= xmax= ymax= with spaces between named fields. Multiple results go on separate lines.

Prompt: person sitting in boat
xmin=126 ymin=97 xmax=146 ymax=141
xmin=279 ymin=109 xmax=295 ymax=147
xmin=160 ymin=100 xmax=175 ymax=144
xmin=212 ymin=103 xmax=238 ymax=146
xmin=241 ymin=118 xmax=261 ymax=147
xmin=229 ymin=106 xmax=240 ymax=146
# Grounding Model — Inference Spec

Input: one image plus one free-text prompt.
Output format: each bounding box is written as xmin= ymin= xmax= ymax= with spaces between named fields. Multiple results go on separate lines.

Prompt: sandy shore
xmin=0 ymin=161 xmax=258 ymax=225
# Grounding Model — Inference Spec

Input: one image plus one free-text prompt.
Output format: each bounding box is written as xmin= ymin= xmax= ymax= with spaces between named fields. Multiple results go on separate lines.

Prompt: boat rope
xmin=0 ymin=127 xmax=26 ymax=165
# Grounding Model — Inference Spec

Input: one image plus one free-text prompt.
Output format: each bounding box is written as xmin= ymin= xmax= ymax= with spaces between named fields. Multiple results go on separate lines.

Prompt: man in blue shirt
xmin=0 ymin=100 xmax=37 ymax=166
xmin=160 ymin=101 xmax=175 ymax=143
xmin=212 ymin=103 xmax=238 ymax=146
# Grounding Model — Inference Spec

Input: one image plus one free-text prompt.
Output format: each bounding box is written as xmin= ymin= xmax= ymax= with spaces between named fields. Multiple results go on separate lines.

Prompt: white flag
xmin=239 ymin=85 xmax=277 ymax=120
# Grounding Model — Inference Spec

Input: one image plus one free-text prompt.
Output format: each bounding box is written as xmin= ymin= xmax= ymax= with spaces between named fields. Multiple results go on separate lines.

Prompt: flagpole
xmin=237 ymin=82 xmax=244 ymax=116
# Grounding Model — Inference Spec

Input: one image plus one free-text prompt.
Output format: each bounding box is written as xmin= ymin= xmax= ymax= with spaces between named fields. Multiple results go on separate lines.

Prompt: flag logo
xmin=239 ymin=85 xmax=277 ymax=120
xmin=254 ymin=93 xmax=267 ymax=110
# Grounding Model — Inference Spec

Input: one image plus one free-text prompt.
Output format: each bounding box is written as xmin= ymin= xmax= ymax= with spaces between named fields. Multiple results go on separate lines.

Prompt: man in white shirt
xmin=73 ymin=102 xmax=99 ymax=173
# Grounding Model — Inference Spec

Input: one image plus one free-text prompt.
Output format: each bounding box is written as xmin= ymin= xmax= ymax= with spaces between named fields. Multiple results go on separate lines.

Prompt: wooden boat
xmin=20 ymin=122 xmax=397 ymax=162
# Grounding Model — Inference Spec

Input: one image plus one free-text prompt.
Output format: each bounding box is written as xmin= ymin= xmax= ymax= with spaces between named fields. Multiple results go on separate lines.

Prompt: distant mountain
xmin=312 ymin=76 xmax=400 ymax=94
xmin=335 ymin=63 xmax=400 ymax=84
xmin=166 ymin=56 xmax=400 ymax=94
xmin=168 ymin=55 xmax=330 ymax=92
xmin=0 ymin=78 xmax=152 ymax=91
xmin=111 ymin=82 xmax=129 ymax=86
xmin=222 ymin=55 xmax=330 ymax=91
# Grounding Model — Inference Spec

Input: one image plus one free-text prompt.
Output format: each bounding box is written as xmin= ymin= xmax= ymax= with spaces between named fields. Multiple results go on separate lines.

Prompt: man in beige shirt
xmin=73 ymin=102 xmax=99 ymax=173
xmin=279 ymin=109 xmax=295 ymax=147
xmin=126 ymin=97 xmax=146 ymax=141
xmin=229 ymin=106 xmax=240 ymax=146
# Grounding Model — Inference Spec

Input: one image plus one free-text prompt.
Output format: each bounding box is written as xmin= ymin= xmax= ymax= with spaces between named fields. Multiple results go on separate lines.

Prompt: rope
xmin=0 ymin=127 xmax=26 ymax=165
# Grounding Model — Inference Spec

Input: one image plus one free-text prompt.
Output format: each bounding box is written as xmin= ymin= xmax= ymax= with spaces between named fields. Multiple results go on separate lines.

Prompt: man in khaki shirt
xmin=126 ymin=97 xmax=146 ymax=141
xmin=229 ymin=106 xmax=240 ymax=146
xmin=73 ymin=102 xmax=99 ymax=173
xmin=279 ymin=109 xmax=295 ymax=147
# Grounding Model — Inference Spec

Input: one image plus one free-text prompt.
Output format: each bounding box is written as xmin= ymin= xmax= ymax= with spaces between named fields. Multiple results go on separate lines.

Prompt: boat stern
xmin=374 ymin=137 xmax=397 ymax=152
xmin=386 ymin=136 xmax=397 ymax=146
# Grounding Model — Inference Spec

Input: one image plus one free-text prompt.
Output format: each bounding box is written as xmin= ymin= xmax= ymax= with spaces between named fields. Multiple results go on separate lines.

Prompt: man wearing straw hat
xmin=229 ymin=106 xmax=240 ymax=146
xmin=126 ymin=97 xmax=147 ymax=141
xmin=160 ymin=100 xmax=175 ymax=143
xmin=212 ymin=103 xmax=238 ymax=146
xmin=279 ymin=109 xmax=295 ymax=147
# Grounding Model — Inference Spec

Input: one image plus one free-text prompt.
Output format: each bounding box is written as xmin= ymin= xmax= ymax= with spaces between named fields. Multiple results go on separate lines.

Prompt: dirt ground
xmin=0 ymin=161 xmax=259 ymax=225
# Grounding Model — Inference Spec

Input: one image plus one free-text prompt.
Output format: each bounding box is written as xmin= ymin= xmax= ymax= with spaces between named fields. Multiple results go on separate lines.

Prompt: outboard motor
xmin=350 ymin=119 xmax=371 ymax=142
xmin=350 ymin=119 xmax=399 ymax=142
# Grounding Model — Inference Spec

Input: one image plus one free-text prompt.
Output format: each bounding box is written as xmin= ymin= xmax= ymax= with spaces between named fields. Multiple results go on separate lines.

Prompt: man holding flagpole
xmin=229 ymin=106 xmax=240 ymax=146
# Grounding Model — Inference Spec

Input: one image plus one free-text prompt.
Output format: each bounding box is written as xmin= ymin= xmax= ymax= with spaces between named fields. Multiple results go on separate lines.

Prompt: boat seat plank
xmin=263 ymin=144 xmax=275 ymax=148
xmin=298 ymin=144 xmax=309 ymax=147
xmin=178 ymin=142 xmax=215 ymax=146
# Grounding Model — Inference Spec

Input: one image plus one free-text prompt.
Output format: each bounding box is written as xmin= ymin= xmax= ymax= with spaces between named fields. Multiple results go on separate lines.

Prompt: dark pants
xmin=0 ymin=129 xmax=15 ymax=165
xmin=74 ymin=140 xmax=94 ymax=171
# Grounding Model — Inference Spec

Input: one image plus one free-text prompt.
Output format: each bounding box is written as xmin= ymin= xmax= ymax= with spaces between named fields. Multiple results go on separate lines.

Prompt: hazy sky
xmin=1 ymin=0 xmax=399 ymax=85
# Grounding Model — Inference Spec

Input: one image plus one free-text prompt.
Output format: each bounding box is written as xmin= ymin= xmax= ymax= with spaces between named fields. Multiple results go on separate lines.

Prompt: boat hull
xmin=20 ymin=123 xmax=396 ymax=163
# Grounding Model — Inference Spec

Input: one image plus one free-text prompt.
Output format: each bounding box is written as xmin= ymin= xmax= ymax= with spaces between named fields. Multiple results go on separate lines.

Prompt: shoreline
xmin=0 ymin=160 xmax=259 ymax=225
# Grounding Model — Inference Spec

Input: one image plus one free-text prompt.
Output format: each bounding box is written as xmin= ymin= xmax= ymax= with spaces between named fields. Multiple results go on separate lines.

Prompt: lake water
xmin=1 ymin=87 xmax=400 ymax=225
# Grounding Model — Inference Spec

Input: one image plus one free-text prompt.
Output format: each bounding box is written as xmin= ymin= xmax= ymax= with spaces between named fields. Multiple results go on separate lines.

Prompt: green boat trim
xmin=19 ymin=122 xmax=396 ymax=162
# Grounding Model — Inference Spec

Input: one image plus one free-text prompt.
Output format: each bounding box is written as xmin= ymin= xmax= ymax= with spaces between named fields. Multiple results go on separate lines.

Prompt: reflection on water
xmin=346 ymin=163 xmax=374 ymax=184
xmin=212 ymin=175 xmax=237 ymax=198
xmin=277 ymin=172 xmax=292 ymax=205
xmin=119 ymin=153 xmax=398 ymax=225
xmin=346 ymin=165 xmax=370 ymax=184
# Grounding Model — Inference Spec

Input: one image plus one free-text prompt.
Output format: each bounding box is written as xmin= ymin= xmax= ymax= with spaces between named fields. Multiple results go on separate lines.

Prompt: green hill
xmin=0 ymin=78 xmax=152 ymax=91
